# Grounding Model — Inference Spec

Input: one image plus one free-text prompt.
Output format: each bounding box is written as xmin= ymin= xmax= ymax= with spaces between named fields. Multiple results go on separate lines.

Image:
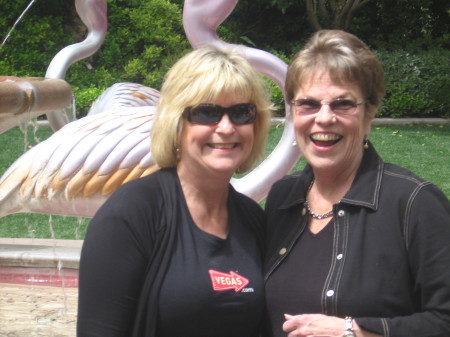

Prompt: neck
xmin=310 ymin=172 xmax=355 ymax=204
xmin=177 ymin=164 xmax=231 ymax=204
xmin=310 ymin=152 xmax=363 ymax=203
xmin=177 ymin=165 xmax=231 ymax=239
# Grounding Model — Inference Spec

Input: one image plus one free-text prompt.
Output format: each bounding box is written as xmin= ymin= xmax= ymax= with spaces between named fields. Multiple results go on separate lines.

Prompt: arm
xmin=77 ymin=186 xmax=153 ymax=336
xmin=356 ymin=184 xmax=450 ymax=336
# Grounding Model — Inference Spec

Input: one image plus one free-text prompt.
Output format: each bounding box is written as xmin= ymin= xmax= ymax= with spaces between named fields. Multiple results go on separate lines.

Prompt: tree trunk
xmin=304 ymin=0 xmax=372 ymax=31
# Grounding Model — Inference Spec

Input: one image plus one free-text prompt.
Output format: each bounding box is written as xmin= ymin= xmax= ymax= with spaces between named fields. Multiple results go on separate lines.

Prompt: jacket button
xmin=337 ymin=254 xmax=343 ymax=260
xmin=279 ymin=248 xmax=287 ymax=255
xmin=338 ymin=210 xmax=345 ymax=217
xmin=326 ymin=290 xmax=335 ymax=297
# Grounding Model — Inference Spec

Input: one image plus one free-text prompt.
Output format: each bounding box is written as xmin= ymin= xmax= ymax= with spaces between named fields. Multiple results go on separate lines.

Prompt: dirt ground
xmin=0 ymin=284 xmax=78 ymax=337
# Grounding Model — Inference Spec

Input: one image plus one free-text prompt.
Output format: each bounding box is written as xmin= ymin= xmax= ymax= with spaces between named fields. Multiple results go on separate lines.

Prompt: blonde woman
xmin=78 ymin=46 xmax=272 ymax=337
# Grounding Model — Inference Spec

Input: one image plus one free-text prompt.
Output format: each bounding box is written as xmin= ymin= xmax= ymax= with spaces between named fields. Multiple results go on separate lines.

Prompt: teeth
xmin=311 ymin=134 xmax=341 ymax=141
xmin=210 ymin=143 xmax=236 ymax=149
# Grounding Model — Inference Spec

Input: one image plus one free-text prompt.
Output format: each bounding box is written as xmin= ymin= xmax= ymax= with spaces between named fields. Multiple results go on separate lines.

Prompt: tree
xmin=304 ymin=0 xmax=371 ymax=31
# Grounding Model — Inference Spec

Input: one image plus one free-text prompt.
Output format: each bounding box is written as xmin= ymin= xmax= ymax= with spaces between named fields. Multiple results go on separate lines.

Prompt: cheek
xmin=293 ymin=115 xmax=309 ymax=136
xmin=245 ymin=125 xmax=256 ymax=147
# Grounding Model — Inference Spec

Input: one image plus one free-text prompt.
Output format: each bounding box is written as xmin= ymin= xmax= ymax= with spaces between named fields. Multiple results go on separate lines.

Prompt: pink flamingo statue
xmin=0 ymin=0 xmax=300 ymax=218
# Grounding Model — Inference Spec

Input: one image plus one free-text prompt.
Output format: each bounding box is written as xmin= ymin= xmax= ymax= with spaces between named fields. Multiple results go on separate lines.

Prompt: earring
xmin=363 ymin=138 xmax=369 ymax=149
xmin=175 ymin=147 xmax=181 ymax=161
xmin=292 ymin=140 xmax=297 ymax=147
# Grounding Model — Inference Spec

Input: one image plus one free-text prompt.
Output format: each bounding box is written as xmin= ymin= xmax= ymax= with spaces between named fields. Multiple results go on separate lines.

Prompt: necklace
xmin=304 ymin=200 xmax=334 ymax=219
xmin=305 ymin=179 xmax=334 ymax=220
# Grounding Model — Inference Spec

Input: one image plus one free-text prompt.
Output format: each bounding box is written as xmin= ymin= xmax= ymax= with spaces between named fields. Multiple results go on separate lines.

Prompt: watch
xmin=343 ymin=317 xmax=355 ymax=337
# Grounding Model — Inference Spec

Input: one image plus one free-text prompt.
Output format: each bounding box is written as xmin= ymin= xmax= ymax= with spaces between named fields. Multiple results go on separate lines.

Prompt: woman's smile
xmin=309 ymin=132 xmax=343 ymax=148
xmin=207 ymin=142 xmax=240 ymax=150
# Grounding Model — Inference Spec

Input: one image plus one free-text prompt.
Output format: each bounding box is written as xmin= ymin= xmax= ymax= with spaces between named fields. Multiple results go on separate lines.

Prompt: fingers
xmin=282 ymin=314 xmax=345 ymax=337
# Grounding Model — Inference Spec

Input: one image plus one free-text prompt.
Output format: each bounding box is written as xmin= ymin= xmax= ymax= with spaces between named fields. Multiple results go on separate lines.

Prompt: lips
xmin=310 ymin=133 xmax=342 ymax=147
xmin=207 ymin=143 xmax=238 ymax=149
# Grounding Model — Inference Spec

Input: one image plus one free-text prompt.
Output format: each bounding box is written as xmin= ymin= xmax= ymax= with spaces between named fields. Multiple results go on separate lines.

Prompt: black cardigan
xmin=77 ymin=167 xmax=265 ymax=337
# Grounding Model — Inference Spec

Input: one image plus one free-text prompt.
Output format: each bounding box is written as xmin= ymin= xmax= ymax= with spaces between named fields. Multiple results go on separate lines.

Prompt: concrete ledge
xmin=0 ymin=238 xmax=83 ymax=247
xmin=372 ymin=118 xmax=450 ymax=125
xmin=0 ymin=239 xmax=82 ymax=269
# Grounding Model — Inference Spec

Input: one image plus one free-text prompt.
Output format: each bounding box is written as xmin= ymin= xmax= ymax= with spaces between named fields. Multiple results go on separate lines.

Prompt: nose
xmin=315 ymin=104 xmax=335 ymax=124
xmin=216 ymin=113 xmax=235 ymax=133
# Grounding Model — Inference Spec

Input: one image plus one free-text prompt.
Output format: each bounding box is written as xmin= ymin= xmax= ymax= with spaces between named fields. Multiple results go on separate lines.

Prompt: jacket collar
xmin=278 ymin=142 xmax=383 ymax=211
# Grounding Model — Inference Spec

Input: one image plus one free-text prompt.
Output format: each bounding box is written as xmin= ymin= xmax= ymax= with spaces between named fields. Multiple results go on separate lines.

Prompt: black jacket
xmin=264 ymin=143 xmax=450 ymax=337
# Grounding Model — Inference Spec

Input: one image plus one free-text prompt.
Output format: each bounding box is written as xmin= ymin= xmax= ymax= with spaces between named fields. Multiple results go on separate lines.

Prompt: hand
xmin=283 ymin=314 xmax=382 ymax=337
xmin=283 ymin=313 xmax=345 ymax=337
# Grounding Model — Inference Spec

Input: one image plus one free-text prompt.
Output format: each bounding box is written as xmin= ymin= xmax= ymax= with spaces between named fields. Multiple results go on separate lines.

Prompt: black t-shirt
xmin=264 ymin=220 xmax=334 ymax=337
xmin=157 ymin=197 xmax=264 ymax=337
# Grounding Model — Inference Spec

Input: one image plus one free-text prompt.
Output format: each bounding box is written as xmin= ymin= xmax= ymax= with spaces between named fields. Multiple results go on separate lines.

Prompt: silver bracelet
xmin=343 ymin=317 xmax=355 ymax=337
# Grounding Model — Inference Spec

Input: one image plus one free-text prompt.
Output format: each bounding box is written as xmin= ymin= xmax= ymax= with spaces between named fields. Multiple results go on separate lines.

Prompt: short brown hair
xmin=286 ymin=30 xmax=385 ymax=120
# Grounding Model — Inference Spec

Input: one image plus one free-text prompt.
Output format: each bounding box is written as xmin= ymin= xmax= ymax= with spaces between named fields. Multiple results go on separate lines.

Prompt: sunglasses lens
xmin=228 ymin=104 xmax=257 ymax=124
xmin=186 ymin=105 xmax=221 ymax=125
xmin=329 ymin=99 xmax=357 ymax=113
xmin=184 ymin=104 xmax=256 ymax=125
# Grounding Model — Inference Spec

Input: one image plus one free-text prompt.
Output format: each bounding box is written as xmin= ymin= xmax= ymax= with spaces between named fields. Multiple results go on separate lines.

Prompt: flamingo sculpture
xmin=44 ymin=0 xmax=160 ymax=122
xmin=0 ymin=0 xmax=300 ymax=219
xmin=183 ymin=0 xmax=300 ymax=198
xmin=44 ymin=0 xmax=107 ymax=131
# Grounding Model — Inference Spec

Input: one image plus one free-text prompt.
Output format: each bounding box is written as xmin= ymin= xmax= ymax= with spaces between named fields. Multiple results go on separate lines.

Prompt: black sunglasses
xmin=183 ymin=103 xmax=257 ymax=125
xmin=292 ymin=98 xmax=366 ymax=116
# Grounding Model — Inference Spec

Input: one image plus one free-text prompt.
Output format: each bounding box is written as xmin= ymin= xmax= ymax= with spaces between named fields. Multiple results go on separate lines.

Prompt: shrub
xmin=377 ymin=47 xmax=450 ymax=118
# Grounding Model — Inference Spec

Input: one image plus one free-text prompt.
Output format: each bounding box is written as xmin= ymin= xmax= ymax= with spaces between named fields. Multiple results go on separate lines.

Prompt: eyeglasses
xmin=292 ymin=98 xmax=366 ymax=116
xmin=183 ymin=103 xmax=257 ymax=125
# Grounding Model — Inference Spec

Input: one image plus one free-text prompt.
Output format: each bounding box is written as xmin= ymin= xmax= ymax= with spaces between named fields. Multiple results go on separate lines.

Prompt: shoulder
xmin=229 ymin=186 xmax=265 ymax=243
xmin=110 ymin=168 xmax=177 ymax=202
xmin=383 ymin=162 xmax=428 ymax=186
xmin=230 ymin=186 xmax=264 ymax=218
xmin=265 ymin=170 xmax=308 ymax=210
xmin=94 ymin=168 xmax=180 ymax=224
xmin=381 ymin=162 xmax=446 ymax=201
xmin=106 ymin=170 xmax=165 ymax=206
xmin=380 ymin=162 xmax=450 ymax=229
xmin=270 ymin=171 xmax=303 ymax=193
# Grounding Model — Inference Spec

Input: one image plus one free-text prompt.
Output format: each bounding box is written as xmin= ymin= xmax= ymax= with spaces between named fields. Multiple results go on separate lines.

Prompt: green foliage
xmin=258 ymin=50 xmax=291 ymax=116
xmin=377 ymin=48 xmax=450 ymax=118
xmin=100 ymin=0 xmax=190 ymax=87
xmin=67 ymin=0 xmax=192 ymax=115
xmin=0 ymin=0 xmax=75 ymax=76
xmin=0 ymin=0 xmax=449 ymax=118
xmin=72 ymin=85 xmax=105 ymax=118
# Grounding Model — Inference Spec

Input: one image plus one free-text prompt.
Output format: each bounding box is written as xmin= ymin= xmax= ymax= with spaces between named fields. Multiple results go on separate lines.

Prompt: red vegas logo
xmin=208 ymin=269 xmax=250 ymax=292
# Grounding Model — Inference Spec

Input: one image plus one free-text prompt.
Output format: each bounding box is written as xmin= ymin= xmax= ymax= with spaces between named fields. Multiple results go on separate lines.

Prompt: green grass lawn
xmin=0 ymin=122 xmax=449 ymax=239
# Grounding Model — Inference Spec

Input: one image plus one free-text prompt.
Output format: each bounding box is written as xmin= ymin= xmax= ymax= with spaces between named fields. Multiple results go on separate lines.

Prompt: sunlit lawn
xmin=0 ymin=122 xmax=449 ymax=239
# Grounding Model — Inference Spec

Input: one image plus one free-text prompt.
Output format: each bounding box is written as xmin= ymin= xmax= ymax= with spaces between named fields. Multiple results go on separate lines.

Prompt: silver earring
xmin=363 ymin=138 xmax=369 ymax=149
xmin=176 ymin=147 xmax=181 ymax=161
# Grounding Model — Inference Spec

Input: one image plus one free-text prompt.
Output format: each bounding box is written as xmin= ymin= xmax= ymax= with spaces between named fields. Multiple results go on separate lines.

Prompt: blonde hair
xmin=151 ymin=46 xmax=272 ymax=172
xmin=286 ymin=30 xmax=385 ymax=120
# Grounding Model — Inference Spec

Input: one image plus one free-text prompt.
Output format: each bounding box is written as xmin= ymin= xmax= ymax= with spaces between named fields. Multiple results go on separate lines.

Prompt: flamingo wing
xmin=88 ymin=82 xmax=161 ymax=115
xmin=0 ymin=106 xmax=157 ymax=218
